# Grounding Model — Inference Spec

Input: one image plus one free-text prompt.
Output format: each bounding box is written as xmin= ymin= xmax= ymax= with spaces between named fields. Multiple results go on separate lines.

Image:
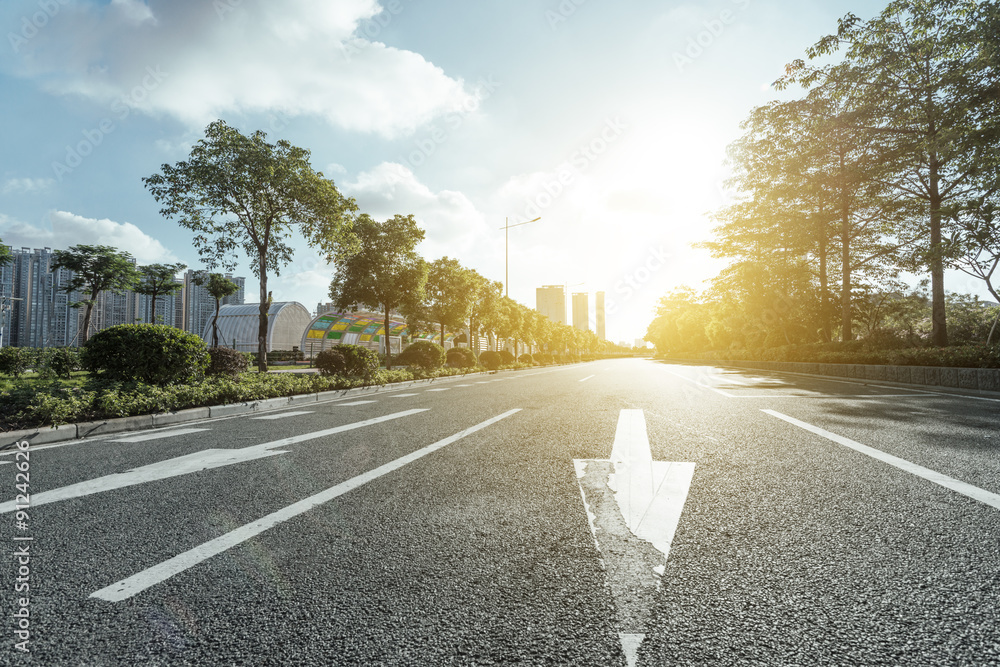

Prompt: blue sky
xmin=0 ymin=0 xmax=911 ymax=343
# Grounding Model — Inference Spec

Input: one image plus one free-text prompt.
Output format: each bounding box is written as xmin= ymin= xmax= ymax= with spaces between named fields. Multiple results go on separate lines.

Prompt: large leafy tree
xmin=423 ymin=257 xmax=477 ymax=345
xmin=328 ymin=214 xmax=427 ymax=369
xmin=193 ymin=271 xmax=240 ymax=348
xmin=0 ymin=239 xmax=10 ymax=267
xmin=135 ymin=262 xmax=186 ymax=324
xmin=783 ymin=0 xmax=1000 ymax=346
xmin=51 ymin=245 xmax=140 ymax=343
xmin=468 ymin=270 xmax=503 ymax=355
xmin=143 ymin=120 xmax=358 ymax=371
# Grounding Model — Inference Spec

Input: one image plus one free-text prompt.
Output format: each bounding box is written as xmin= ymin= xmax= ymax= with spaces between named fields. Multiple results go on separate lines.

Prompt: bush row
xmin=664 ymin=342 xmax=1000 ymax=368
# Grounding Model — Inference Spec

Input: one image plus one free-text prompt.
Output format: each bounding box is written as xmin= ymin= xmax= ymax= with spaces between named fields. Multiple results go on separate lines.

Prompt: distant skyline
xmin=1 ymin=0 xmax=946 ymax=344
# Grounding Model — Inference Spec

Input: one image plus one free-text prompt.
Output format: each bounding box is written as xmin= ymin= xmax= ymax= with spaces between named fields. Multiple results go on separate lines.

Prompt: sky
xmin=0 ymin=0 xmax=915 ymax=345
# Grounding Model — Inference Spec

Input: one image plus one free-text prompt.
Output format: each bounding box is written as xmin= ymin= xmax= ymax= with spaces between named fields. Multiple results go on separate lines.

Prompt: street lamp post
xmin=499 ymin=216 xmax=540 ymax=298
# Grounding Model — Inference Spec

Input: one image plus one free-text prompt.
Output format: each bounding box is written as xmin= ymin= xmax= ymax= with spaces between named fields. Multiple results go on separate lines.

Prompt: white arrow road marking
xmin=574 ymin=409 xmax=695 ymax=667
xmin=91 ymin=408 xmax=522 ymax=602
xmin=0 ymin=410 xmax=427 ymax=514
xmin=764 ymin=409 xmax=1000 ymax=510
xmin=109 ymin=428 xmax=209 ymax=443
xmin=252 ymin=411 xmax=314 ymax=421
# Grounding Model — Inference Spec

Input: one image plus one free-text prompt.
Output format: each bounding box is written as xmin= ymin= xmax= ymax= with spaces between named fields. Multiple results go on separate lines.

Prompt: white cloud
xmin=0 ymin=210 xmax=179 ymax=264
xmin=343 ymin=162 xmax=494 ymax=260
xmin=5 ymin=0 xmax=476 ymax=137
xmin=1 ymin=177 xmax=55 ymax=194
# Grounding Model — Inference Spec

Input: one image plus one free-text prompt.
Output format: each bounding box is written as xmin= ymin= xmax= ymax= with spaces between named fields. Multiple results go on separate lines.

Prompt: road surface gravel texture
xmin=1 ymin=359 xmax=998 ymax=666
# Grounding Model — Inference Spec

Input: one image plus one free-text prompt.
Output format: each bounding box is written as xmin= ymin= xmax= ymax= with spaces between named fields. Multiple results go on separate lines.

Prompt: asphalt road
xmin=2 ymin=359 xmax=999 ymax=666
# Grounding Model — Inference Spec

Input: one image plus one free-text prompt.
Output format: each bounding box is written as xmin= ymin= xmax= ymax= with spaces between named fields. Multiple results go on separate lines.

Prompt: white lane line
xmin=763 ymin=410 xmax=1000 ymax=511
xmin=389 ymin=393 xmax=418 ymax=398
xmin=336 ymin=401 xmax=376 ymax=406
xmin=252 ymin=411 xmax=314 ymax=421
xmin=0 ymin=410 xmax=427 ymax=514
xmin=662 ymin=369 xmax=734 ymax=397
xmin=91 ymin=408 xmax=523 ymax=602
xmin=108 ymin=428 xmax=209 ymax=443
xmin=426 ymin=388 xmax=451 ymax=392
xmin=579 ymin=375 xmax=595 ymax=383
xmin=475 ymin=381 xmax=491 ymax=384
xmin=455 ymin=384 xmax=472 ymax=387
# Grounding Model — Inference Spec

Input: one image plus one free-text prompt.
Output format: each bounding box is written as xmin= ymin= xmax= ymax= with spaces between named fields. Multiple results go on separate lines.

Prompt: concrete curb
xmin=664 ymin=358 xmax=1000 ymax=399
xmin=0 ymin=365 xmax=539 ymax=449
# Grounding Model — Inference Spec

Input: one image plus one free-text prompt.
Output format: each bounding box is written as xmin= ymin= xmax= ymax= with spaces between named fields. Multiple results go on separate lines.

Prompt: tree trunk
xmin=818 ymin=220 xmax=831 ymax=343
xmin=840 ymin=185 xmax=852 ymax=342
xmin=439 ymin=321 xmax=445 ymax=347
xmin=383 ymin=306 xmax=392 ymax=370
xmin=928 ymin=173 xmax=948 ymax=347
xmin=258 ymin=257 xmax=268 ymax=372
xmin=212 ymin=298 xmax=220 ymax=348
xmin=150 ymin=294 xmax=157 ymax=325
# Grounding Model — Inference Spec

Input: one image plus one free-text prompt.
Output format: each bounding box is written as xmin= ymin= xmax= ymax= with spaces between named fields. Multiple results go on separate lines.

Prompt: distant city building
xmin=0 ymin=247 xmax=246 ymax=348
xmin=316 ymin=302 xmax=339 ymax=316
xmin=5 ymin=247 xmax=81 ymax=348
xmin=572 ymin=292 xmax=589 ymax=331
xmin=536 ymin=285 xmax=567 ymax=325
xmin=596 ymin=291 xmax=606 ymax=341
xmin=182 ymin=270 xmax=245 ymax=337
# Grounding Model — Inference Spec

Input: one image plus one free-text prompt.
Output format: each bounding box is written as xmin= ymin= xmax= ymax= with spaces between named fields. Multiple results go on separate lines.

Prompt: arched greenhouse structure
xmin=201 ymin=302 xmax=312 ymax=352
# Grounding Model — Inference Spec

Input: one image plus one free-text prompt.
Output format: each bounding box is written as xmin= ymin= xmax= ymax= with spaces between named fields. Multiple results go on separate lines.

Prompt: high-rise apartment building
xmin=5 ymin=247 xmax=81 ymax=348
xmin=182 ymin=270 xmax=246 ymax=338
xmin=536 ymin=285 xmax=566 ymax=325
xmin=596 ymin=291 xmax=606 ymax=341
xmin=0 ymin=247 xmax=245 ymax=348
xmin=572 ymin=292 xmax=589 ymax=331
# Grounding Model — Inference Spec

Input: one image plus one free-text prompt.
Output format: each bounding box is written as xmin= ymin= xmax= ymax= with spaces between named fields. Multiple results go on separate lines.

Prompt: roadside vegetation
xmin=0 ymin=326 xmax=626 ymax=431
xmin=647 ymin=0 xmax=1000 ymax=365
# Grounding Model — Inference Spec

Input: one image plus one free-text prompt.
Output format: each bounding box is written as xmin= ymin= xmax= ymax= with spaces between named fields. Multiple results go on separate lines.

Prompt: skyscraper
xmin=6 ymin=247 xmax=81 ymax=348
xmin=596 ymin=291 xmax=606 ymax=341
xmin=182 ymin=270 xmax=246 ymax=338
xmin=572 ymin=292 xmax=589 ymax=331
xmin=536 ymin=285 xmax=566 ymax=324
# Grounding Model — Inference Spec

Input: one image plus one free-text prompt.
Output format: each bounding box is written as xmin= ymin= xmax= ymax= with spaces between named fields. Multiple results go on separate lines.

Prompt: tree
xmin=328 ymin=214 xmax=427 ymax=369
xmin=51 ymin=245 xmax=139 ymax=344
xmin=468 ymin=270 xmax=503 ymax=355
xmin=143 ymin=120 xmax=358 ymax=371
xmin=783 ymin=0 xmax=1000 ymax=346
xmin=135 ymin=263 xmax=186 ymax=324
xmin=193 ymin=272 xmax=240 ymax=348
xmin=423 ymin=257 xmax=477 ymax=346
xmin=0 ymin=240 xmax=10 ymax=267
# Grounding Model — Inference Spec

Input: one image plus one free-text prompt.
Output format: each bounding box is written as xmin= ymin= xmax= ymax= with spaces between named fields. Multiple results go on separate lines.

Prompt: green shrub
xmin=267 ymin=349 xmax=304 ymax=363
xmin=518 ymin=353 xmax=533 ymax=364
xmin=446 ymin=347 xmax=476 ymax=368
xmin=40 ymin=347 xmax=81 ymax=379
xmin=396 ymin=340 xmax=446 ymax=370
xmin=479 ymin=350 xmax=502 ymax=370
xmin=498 ymin=350 xmax=515 ymax=366
xmin=534 ymin=353 xmax=553 ymax=365
xmin=0 ymin=347 xmax=35 ymax=378
xmin=207 ymin=347 xmax=250 ymax=377
xmin=82 ymin=324 xmax=209 ymax=385
xmin=315 ymin=348 xmax=347 ymax=376
xmin=332 ymin=344 xmax=379 ymax=379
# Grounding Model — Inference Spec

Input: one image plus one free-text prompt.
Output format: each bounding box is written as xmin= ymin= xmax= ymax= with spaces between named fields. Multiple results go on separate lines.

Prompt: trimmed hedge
xmin=668 ymin=342 xmax=1000 ymax=369
xmin=315 ymin=348 xmax=347 ymax=376
xmin=479 ymin=350 xmax=503 ymax=371
xmin=207 ymin=348 xmax=250 ymax=377
xmin=396 ymin=341 xmax=446 ymax=370
xmin=498 ymin=350 xmax=515 ymax=366
xmin=518 ymin=353 xmax=533 ymax=365
xmin=446 ymin=347 xmax=476 ymax=368
xmin=82 ymin=324 xmax=209 ymax=385
xmin=314 ymin=344 xmax=379 ymax=379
